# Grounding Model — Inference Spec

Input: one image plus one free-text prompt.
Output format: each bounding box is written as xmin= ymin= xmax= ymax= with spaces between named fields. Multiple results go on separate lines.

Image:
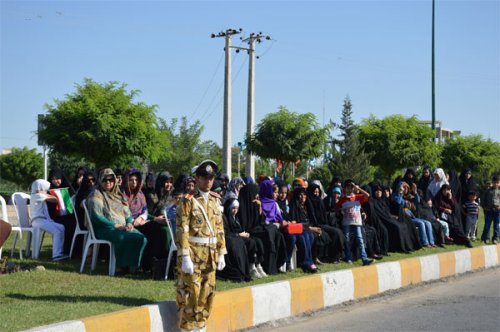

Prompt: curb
xmin=26 ymin=244 xmax=500 ymax=332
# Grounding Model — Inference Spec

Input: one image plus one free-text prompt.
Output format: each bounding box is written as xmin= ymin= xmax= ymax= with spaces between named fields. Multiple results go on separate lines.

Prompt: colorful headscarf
xmin=223 ymin=177 xmax=245 ymax=203
xmin=122 ymin=168 xmax=147 ymax=219
xmin=86 ymin=168 xmax=130 ymax=226
xmin=259 ymin=179 xmax=283 ymax=223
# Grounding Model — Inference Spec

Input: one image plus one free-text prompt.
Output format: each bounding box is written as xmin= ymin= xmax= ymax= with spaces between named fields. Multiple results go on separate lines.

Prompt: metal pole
xmin=222 ymin=31 xmax=232 ymax=177
xmin=431 ymin=0 xmax=436 ymax=141
xmin=245 ymin=34 xmax=256 ymax=179
xmin=43 ymin=146 xmax=48 ymax=180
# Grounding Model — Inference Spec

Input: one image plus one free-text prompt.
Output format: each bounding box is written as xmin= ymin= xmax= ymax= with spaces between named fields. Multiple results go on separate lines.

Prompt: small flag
xmin=49 ymin=188 xmax=74 ymax=216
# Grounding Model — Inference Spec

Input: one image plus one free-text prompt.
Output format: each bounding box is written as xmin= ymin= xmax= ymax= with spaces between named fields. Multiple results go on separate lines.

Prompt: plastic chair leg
xmin=91 ymin=244 xmax=100 ymax=271
xmin=108 ymin=246 xmax=115 ymax=276
xmin=32 ymin=228 xmax=40 ymax=259
xmin=69 ymin=233 xmax=78 ymax=258
xmin=80 ymin=243 xmax=90 ymax=273
xmin=25 ymin=232 xmax=31 ymax=258
xmin=11 ymin=232 xmax=20 ymax=259
xmin=165 ymin=251 xmax=174 ymax=280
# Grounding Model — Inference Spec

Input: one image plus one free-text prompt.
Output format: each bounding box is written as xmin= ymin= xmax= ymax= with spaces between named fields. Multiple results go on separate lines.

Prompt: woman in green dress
xmin=86 ymin=168 xmax=147 ymax=275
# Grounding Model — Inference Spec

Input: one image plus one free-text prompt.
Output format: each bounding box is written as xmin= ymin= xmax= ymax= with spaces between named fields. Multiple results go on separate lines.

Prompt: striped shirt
xmin=463 ymin=201 xmax=479 ymax=216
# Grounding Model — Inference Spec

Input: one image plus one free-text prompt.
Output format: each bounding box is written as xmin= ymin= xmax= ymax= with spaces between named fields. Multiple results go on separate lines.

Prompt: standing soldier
xmin=176 ymin=160 xmax=227 ymax=332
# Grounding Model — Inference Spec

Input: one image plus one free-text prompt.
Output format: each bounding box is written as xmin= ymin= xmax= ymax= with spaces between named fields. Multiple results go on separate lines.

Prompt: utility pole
xmin=242 ymin=32 xmax=271 ymax=179
xmin=431 ymin=0 xmax=436 ymax=141
xmin=211 ymin=28 xmax=241 ymax=177
xmin=37 ymin=114 xmax=48 ymax=180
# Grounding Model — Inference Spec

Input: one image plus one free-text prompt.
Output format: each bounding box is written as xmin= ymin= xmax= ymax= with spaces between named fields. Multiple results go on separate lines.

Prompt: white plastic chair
xmin=163 ymin=208 xmax=177 ymax=280
xmin=80 ymin=199 xmax=116 ymax=276
xmin=69 ymin=196 xmax=89 ymax=258
xmin=11 ymin=192 xmax=45 ymax=259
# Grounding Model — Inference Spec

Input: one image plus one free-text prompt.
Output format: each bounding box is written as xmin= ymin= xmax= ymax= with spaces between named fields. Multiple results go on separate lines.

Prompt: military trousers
xmin=176 ymin=245 xmax=217 ymax=330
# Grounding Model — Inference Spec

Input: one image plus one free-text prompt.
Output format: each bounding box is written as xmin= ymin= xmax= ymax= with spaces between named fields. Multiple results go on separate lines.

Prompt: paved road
xmin=253 ymin=267 xmax=500 ymax=332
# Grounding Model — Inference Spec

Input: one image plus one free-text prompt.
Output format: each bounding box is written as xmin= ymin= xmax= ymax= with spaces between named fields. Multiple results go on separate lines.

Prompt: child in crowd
xmin=336 ymin=179 xmax=373 ymax=266
xmin=427 ymin=198 xmax=452 ymax=243
xmin=30 ymin=179 xmax=68 ymax=261
xmin=463 ymin=191 xmax=480 ymax=241
xmin=481 ymin=175 xmax=500 ymax=244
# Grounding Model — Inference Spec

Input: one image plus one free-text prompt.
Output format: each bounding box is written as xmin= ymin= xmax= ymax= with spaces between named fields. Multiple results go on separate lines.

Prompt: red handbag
xmin=282 ymin=223 xmax=303 ymax=234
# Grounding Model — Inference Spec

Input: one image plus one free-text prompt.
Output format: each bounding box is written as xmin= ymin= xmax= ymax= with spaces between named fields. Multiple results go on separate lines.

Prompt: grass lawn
xmin=0 ymin=213 xmax=490 ymax=332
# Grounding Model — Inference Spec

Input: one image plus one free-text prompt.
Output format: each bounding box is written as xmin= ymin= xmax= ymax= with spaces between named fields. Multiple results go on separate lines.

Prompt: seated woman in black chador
xmin=239 ymin=182 xmax=287 ymax=275
xmin=287 ymin=186 xmax=318 ymax=273
xmin=218 ymin=198 xmax=267 ymax=281
xmin=368 ymin=182 xmax=418 ymax=253
xmin=47 ymin=167 xmax=77 ymax=255
xmin=306 ymin=182 xmax=344 ymax=263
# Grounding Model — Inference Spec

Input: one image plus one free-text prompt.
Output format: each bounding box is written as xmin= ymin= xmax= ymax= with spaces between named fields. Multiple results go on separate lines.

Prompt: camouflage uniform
xmin=176 ymin=189 xmax=227 ymax=331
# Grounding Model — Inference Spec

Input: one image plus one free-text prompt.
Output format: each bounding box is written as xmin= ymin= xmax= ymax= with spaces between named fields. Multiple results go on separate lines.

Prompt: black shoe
xmin=362 ymin=259 xmax=374 ymax=266
xmin=372 ymin=254 xmax=384 ymax=260
xmin=302 ymin=265 xmax=318 ymax=273
xmin=466 ymin=240 xmax=473 ymax=248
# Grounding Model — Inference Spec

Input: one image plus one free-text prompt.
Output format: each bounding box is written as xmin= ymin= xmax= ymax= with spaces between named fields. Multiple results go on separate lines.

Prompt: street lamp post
xmin=237 ymin=142 xmax=243 ymax=177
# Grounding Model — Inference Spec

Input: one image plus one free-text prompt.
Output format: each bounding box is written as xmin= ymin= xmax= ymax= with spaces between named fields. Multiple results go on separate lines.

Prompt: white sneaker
xmin=256 ymin=264 xmax=268 ymax=277
xmin=250 ymin=267 xmax=262 ymax=279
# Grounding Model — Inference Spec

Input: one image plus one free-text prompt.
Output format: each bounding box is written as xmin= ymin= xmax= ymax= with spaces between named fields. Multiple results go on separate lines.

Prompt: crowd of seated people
xmin=3 ymin=164 xmax=498 ymax=281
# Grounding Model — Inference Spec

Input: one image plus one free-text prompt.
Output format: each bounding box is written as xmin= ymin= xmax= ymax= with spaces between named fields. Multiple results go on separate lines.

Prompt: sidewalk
xmin=26 ymin=244 xmax=500 ymax=332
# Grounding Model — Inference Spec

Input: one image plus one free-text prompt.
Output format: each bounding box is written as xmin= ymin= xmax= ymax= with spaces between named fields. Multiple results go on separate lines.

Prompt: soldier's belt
xmin=188 ymin=236 xmax=218 ymax=245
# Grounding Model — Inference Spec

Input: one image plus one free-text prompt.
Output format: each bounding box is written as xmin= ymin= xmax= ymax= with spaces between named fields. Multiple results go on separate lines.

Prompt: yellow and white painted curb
xmin=26 ymin=244 xmax=500 ymax=332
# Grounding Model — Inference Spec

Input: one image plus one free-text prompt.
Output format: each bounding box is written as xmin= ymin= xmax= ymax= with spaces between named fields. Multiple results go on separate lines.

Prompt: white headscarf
xmin=427 ymin=168 xmax=449 ymax=198
xmin=229 ymin=199 xmax=240 ymax=209
xmin=31 ymin=179 xmax=51 ymax=194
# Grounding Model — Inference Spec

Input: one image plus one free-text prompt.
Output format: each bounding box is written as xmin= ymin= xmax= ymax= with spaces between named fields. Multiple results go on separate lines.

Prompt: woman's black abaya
xmin=307 ymin=184 xmax=344 ymax=262
xmin=372 ymin=197 xmax=420 ymax=252
xmin=238 ymin=184 xmax=287 ymax=275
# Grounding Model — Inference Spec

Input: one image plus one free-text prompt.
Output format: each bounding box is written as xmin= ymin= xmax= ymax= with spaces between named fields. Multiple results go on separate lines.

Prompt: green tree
xmin=0 ymin=147 xmax=43 ymax=191
xmin=48 ymin=150 xmax=94 ymax=180
xmin=38 ymin=78 xmax=168 ymax=168
xmin=151 ymin=117 xmax=221 ymax=176
xmin=245 ymin=106 xmax=330 ymax=180
xmin=441 ymin=134 xmax=500 ymax=186
xmin=359 ymin=114 xmax=441 ymax=181
xmin=328 ymin=97 xmax=373 ymax=184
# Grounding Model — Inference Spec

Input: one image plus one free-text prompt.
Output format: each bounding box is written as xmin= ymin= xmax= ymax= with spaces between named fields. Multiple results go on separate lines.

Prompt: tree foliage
xmin=38 ymin=78 xmax=168 ymax=168
xmin=441 ymin=134 xmax=500 ymax=185
xmin=48 ymin=150 xmax=94 ymax=180
xmin=0 ymin=147 xmax=43 ymax=191
xmin=328 ymin=97 xmax=373 ymax=184
xmin=359 ymin=114 xmax=441 ymax=180
xmin=151 ymin=117 xmax=221 ymax=176
xmin=245 ymin=106 xmax=330 ymax=179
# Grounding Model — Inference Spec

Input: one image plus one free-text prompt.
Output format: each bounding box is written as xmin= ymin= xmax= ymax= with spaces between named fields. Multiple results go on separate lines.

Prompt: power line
xmin=201 ymin=54 xmax=248 ymax=122
xmin=189 ymin=52 xmax=224 ymax=119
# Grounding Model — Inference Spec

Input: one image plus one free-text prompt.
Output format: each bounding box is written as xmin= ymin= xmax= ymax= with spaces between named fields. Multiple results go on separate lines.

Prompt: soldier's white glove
xmin=217 ymin=254 xmax=226 ymax=271
xmin=181 ymin=255 xmax=194 ymax=275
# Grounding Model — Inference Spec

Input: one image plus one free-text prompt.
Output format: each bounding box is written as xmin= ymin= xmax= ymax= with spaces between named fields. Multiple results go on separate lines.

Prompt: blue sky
xmin=1 ymin=0 xmax=499 ymax=154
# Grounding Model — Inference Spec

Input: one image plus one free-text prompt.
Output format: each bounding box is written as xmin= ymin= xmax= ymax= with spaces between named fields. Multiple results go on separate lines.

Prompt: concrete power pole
xmin=243 ymin=32 xmax=271 ymax=179
xmin=211 ymin=28 xmax=241 ymax=177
